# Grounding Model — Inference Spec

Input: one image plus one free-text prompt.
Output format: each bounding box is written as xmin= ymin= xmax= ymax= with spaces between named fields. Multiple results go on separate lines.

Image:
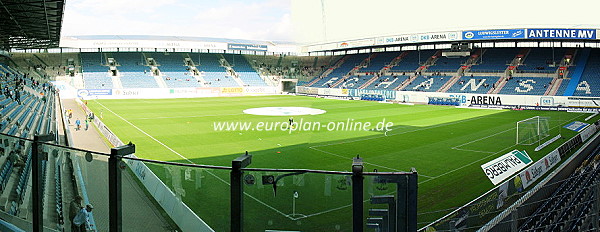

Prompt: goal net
xmin=516 ymin=116 xmax=550 ymax=145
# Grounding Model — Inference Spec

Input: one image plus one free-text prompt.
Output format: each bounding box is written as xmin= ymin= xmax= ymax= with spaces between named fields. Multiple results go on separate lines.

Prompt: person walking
xmin=75 ymin=119 xmax=81 ymax=131
xmin=85 ymin=119 xmax=89 ymax=131
xmin=72 ymin=204 xmax=94 ymax=232
xmin=69 ymin=196 xmax=83 ymax=232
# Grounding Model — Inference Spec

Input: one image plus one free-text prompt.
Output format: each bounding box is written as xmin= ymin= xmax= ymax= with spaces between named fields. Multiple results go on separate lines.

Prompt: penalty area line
xmin=308 ymin=147 xmax=435 ymax=179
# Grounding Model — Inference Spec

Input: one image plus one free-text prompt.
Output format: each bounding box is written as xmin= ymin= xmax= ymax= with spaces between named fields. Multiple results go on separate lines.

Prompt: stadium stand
xmin=150 ymin=53 xmax=202 ymax=88
xmin=361 ymin=52 xmax=400 ymax=72
xmin=445 ymin=76 xmax=501 ymax=94
xmin=363 ymin=75 xmax=409 ymax=90
xmin=519 ymin=152 xmax=600 ymax=231
xmin=307 ymin=54 xmax=370 ymax=88
xmin=225 ymin=55 xmax=268 ymax=86
xmin=400 ymin=75 xmax=449 ymax=92
xmin=427 ymin=55 xmax=469 ymax=72
xmin=573 ymin=49 xmax=600 ymax=96
xmin=338 ymin=75 xmax=374 ymax=89
xmin=110 ymin=53 xmax=159 ymax=88
xmin=196 ymin=54 xmax=239 ymax=87
xmin=498 ymin=77 xmax=552 ymax=95
xmin=517 ymin=48 xmax=565 ymax=73
xmin=390 ymin=50 xmax=436 ymax=72
xmin=553 ymin=78 xmax=571 ymax=96
xmin=80 ymin=53 xmax=113 ymax=89
xmin=469 ymin=48 xmax=519 ymax=72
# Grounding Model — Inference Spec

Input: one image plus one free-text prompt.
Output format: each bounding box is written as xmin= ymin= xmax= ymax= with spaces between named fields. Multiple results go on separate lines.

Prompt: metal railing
xmin=0 ymin=132 xmax=418 ymax=232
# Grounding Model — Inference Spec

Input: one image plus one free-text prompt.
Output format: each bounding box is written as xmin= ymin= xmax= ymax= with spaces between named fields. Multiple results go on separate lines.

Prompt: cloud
xmin=61 ymin=0 xmax=293 ymax=41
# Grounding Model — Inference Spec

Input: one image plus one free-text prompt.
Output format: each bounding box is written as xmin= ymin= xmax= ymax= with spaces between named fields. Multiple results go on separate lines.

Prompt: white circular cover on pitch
xmin=243 ymin=107 xmax=326 ymax=116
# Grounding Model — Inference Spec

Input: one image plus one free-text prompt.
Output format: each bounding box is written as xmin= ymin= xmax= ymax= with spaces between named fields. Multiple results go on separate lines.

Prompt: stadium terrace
xmin=2 ymin=1 xmax=600 ymax=231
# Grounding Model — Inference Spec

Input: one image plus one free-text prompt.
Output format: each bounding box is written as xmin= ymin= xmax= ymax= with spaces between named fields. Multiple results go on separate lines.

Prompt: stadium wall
xmin=296 ymin=86 xmax=600 ymax=110
xmin=65 ymin=87 xmax=278 ymax=100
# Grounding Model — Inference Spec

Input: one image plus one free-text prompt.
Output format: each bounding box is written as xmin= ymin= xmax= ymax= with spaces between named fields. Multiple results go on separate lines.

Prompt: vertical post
xmin=32 ymin=134 xmax=54 ymax=232
xmin=406 ymin=168 xmax=418 ymax=232
xmin=231 ymin=152 xmax=251 ymax=232
xmin=352 ymin=156 xmax=364 ymax=232
xmin=510 ymin=210 xmax=518 ymax=232
xmin=594 ymin=183 xmax=600 ymax=231
xmin=109 ymin=143 xmax=135 ymax=232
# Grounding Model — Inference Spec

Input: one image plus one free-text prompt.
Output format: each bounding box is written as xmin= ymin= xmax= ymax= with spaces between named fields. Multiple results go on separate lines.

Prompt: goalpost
xmin=516 ymin=116 xmax=550 ymax=145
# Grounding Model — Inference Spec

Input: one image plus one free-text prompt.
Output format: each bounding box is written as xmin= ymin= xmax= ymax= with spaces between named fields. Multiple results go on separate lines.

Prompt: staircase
xmin=332 ymin=55 xmax=372 ymax=88
xmin=193 ymin=75 xmax=208 ymax=87
xmin=545 ymin=78 xmax=562 ymax=96
xmin=306 ymin=56 xmax=348 ymax=87
xmin=438 ymin=75 xmax=461 ymax=92
xmin=354 ymin=53 xmax=378 ymax=74
xmin=154 ymin=75 xmax=167 ymax=88
xmin=111 ymin=75 xmax=123 ymax=89
xmin=395 ymin=75 xmax=417 ymax=91
xmin=387 ymin=51 xmax=410 ymax=68
xmin=359 ymin=76 xmax=380 ymax=89
xmin=488 ymin=76 xmax=507 ymax=94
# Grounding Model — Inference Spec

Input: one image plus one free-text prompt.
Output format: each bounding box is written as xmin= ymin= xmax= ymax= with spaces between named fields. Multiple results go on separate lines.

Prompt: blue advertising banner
xmin=526 ymin=29 xmax=596 ymax=39
xmin=227 ymin=43 xmax=267 ymax=51
xmin=462 ymin=29 xmax=525 ymax=40
xmin=563 ymin=121 xmax=590 ymax=132
xmin=77 ymin=89 xmax=112 ymax=98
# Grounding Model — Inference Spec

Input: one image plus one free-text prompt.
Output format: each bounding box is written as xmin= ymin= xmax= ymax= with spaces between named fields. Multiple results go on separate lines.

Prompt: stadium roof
xmin=63 ymin=35 xmax=295 ymax=46
xmin=0 ymin=0 xmax=65 ymax=50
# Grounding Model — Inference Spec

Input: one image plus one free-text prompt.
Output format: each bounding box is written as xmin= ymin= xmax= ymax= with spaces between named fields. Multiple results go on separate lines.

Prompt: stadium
xmin=1 ymin=0 xmax=600 ymax=231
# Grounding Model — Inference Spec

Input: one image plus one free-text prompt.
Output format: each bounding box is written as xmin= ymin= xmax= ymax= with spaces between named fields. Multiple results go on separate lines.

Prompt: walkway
xmin=62 ymin=98 xmax=174 ymax=231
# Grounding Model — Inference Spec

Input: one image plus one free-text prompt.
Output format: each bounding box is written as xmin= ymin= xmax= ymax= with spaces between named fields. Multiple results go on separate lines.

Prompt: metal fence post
xmin=231 ymin=152 xmax=251 ymax=232
xmin=352 ymin=156 xmax=364 ymax=232
xmin=109 ymin=143 xmax=135 ymax=232
xmin=32 ymin=134 xmax=54 ymax=232
xmin=407 ymin=168 xmax=418 ymax=232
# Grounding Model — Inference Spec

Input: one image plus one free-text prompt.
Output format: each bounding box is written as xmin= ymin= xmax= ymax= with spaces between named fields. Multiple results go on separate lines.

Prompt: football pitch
xmin=86 ymin=95 xmax=590 ymax=231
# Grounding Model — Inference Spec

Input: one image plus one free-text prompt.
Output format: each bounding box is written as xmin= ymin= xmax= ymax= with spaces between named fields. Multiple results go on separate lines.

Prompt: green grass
xmin=86 ymin=95 xmax=591 ymax=231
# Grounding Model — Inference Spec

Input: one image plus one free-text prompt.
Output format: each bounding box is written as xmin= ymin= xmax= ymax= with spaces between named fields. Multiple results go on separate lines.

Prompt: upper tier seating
xmin=390 ymin=50 xmax=436 ymax=72
xmin=469 ymin=48 xmax=519 ymax=72
xmin=517 ymin=48 xmax=565 ymax=73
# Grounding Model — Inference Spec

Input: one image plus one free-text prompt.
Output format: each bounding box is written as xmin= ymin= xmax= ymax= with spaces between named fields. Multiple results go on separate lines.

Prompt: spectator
xmin=75 ymin=119 xmax=81 ymax=131
xmin=72 ymin=204 xmax=94 ymax=232
xmin=69 ymin=196 xmax=83 ymax=231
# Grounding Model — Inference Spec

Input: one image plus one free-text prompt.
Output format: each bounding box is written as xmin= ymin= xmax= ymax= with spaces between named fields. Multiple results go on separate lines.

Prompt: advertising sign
xmin=563 ymin=121 xmax=590 ymax=132
xmin=462 ymin=29 xmax=525 ymax=40
xmin=227 ymin=43 xmax=268 ymax=51
xmin=412 ymin=32 xmax=461 ymax=42
xmin=77 ymin=89 xmax=112 ymax=98
xmin=481 ymin=150 xmax=532 ymax=185
xmin=519 ymin=150 xmax=561 ymax=189
xmin=526 ymin=29 xmax=596 ymax=39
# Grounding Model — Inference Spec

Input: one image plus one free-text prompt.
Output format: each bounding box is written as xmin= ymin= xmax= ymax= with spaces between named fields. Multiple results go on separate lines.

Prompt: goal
xmin=516 ymin=116 xmax=550 ymax=145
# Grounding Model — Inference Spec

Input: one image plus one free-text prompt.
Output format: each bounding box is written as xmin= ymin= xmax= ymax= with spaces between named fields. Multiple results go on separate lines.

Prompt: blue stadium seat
xmin=446 ymin=76 xmax=501 ymax=94
xmin=400 ymin=75 xmax=449 ymax=92
xmin=498 ymin=77 xmax=552 ymax=95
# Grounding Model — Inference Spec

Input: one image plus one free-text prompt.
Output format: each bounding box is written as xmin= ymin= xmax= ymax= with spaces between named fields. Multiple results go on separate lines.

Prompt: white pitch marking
xmin=95 ymin=101 xmax=294 ymax=219
xmin=132 ymin=113 xmax=244 ymax=120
